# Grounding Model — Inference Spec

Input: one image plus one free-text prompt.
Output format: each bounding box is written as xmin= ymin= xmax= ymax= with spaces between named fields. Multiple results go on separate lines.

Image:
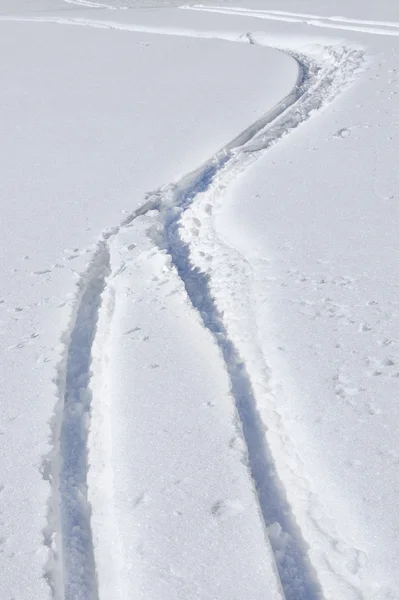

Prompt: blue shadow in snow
xmin=164 ymin=166 xmax=323 ymax=600
xmin=59 ymin=255 xmax=108 ymax=600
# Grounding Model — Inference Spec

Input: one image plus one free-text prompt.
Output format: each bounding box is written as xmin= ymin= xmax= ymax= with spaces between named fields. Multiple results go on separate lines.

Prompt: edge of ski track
xmin=30 ymin=13 xmax=366 ymax=599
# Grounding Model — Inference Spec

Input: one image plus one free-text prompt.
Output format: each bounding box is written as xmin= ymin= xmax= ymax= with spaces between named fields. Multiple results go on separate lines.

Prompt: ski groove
xmin=46 ymin=242 xmax=110 ymax=600
xmin=164 ymin=224 xmax=323 ymax=600
xmin=182 ymin=4 xmax=399 ymax=37
xmin=62 ymin=0 xmax=123 ymax=10
xmin=145 ymin=44 xmax=363 ymax=600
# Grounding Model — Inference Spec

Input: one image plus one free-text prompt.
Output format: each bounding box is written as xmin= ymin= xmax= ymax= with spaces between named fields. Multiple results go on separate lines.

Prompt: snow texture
xmin=1 ymin=0 xmax=399 ymax=599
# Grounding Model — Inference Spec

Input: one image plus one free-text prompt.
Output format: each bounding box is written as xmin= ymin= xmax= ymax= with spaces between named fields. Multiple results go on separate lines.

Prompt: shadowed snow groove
xmin=46 ymin=242 xmax=110 ymax=600
xmin=165 ymin=215 xmax=323 ymax=600
xmin=148 ymin=46 xmax=363 ymax=600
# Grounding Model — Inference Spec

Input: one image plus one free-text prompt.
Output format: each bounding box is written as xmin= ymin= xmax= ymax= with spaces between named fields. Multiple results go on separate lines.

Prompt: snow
xmin=1 ymin=0 xmax=399 ymax=599
xmin=181 ymin=4 xmax=399 ymax=599
xmin=0 ymin=4 xmax=295 ymax=599
xmin=214 ymin=37 xmax=399 ymax=595
xmin=90 ymin=220 xmax=285 ymax=599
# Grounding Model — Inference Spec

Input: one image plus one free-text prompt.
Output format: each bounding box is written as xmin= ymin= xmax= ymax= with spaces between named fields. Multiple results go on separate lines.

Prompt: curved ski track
xmin=16 ymin=12 xmax=365 ymax=600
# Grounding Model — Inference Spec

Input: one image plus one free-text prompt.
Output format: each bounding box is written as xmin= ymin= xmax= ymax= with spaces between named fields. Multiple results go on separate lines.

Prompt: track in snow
xmin=182 ymin=4 xmax=399 ymax=37
xmin=62 ymin=0 xmax=123 ymax=9
xmin=45 ymin=243 xmax=110 ymax=600
xmin=165 ymin=213 xmax=323 ymax=600
xmin=30 ymin=13 xmax=364 ymax=599
xmin=144 ymin=43 xmax=363 ymax=600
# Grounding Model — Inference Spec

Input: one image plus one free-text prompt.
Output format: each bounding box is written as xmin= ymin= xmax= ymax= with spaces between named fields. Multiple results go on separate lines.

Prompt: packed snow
xmin=0 ymin=0 xmax=399 ymax=599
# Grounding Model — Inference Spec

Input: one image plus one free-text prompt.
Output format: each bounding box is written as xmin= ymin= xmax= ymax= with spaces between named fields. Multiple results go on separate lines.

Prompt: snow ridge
xmin=45 ymin=243 xmax=110 ymax=600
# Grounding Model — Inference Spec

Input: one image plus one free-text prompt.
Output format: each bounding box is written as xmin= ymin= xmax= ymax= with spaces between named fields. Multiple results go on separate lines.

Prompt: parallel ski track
xmin=25 ymin=12 xmax=364 ymax=600
xmin=182 ymin=4 xmax=399 ymax=37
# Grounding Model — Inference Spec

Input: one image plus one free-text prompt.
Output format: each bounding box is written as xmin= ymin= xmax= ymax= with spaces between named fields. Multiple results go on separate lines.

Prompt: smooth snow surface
xmin=1 ymin=0 xmax=399 ymax=599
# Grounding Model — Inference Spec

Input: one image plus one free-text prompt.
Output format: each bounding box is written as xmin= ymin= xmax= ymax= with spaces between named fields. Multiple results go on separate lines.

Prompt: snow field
xmin=209 ymin=5 xmax=399 ymax=598
xmin=0 ymin=6 xmax=300 ymax=599
xmin=82 ymin=34 xmax=363 ymax=600
xmin=1 ymin=0 xmax=399 ymax=598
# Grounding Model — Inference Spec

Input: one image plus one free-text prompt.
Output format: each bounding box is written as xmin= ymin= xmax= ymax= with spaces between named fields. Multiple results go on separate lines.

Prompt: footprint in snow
xmin=211 ymin=499 xmax=243 ymax=520
xmin=32 ymin=269 xmax=52 ymax=275
xmin=124 ymin=327 xmax=141 ymax=336
xmin=334 ymin=128 xmax=351 ymax=139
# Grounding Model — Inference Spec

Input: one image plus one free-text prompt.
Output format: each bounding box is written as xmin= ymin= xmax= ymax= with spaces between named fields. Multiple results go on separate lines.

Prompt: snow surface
xmin=1 ymin=0 xmax=399 ymax=599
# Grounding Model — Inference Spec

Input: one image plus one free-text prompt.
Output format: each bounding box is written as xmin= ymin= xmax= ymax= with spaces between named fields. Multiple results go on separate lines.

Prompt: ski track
xmin=12 ymin=10 xmax=364 ymax=599
xmin=46 ymin=243 xmax=110 ymax=600
xmin=151 ymin=43 xmax=363 ymax=600
xmin=62 ymin=0 xmax=125 ymax=10
xmin=0 ymin=13 xmax=256 ymax=41
xmin=220 ymin=6 xmax=399 ymax=29
xmin=182 ymin=4 xmax=399 ymax=37
xmin=162 ymin=197 xmax=324 ymax=600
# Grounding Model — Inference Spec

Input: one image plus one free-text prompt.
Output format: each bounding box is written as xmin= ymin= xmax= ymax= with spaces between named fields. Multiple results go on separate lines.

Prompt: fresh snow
xmin=1 ymin=0 xmax=399 ymax=599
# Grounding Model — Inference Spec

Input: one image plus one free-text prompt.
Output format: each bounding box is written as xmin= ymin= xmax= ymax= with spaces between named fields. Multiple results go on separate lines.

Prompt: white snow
xmin=1 ymin=0 xmax=399 ymax=599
